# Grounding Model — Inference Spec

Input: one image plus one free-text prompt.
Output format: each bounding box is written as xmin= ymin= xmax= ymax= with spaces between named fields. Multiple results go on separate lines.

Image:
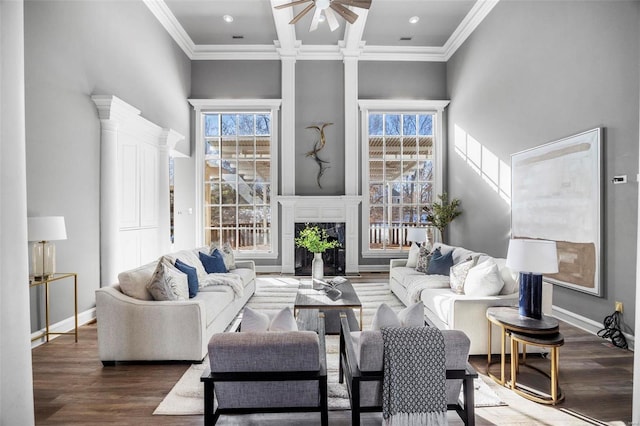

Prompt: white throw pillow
xmin=209 ymin=242 xmax=236 ymax=270
xmin=464 ymin=259 xmax=505 ymax=297
xmin=146 ymin=258 xmax=189 ymax=301
xmin=397 ymin=301 xmax=425 ymax=327
xmin=269 ymin=307 xmax=298 ymax=331
xmin=371 ymin=302 xmax=424 ymax=330
xmin=241 ymin=307 xmax=271 ymax=332
xmin=450 ymin=256 xmax=478 ymax=294
xmin=241 ymin=307 xmax=298 ymax=332
xmin=405 ymin=243 xmax=420 ymax=268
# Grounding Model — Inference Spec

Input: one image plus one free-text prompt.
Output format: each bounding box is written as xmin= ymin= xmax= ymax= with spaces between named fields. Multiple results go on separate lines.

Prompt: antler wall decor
xmin=305 ymin=122 xmax=333 ymax=188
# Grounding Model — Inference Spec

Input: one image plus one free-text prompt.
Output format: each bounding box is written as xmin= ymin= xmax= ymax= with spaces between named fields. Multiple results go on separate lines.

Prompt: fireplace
xmin=294 ymin=222 xmax=346 ymax=276
xmin=278 ymin=196 xmax=361 ymax=275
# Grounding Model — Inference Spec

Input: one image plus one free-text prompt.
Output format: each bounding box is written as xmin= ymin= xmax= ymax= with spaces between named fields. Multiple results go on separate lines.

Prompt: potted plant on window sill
xmin=295 ymin=224 xmax=340 ymax=281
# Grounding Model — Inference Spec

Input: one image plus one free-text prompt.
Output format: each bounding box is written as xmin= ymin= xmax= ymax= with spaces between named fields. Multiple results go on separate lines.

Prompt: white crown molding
xmin=192 ymin=44 xmax=280 ymax=61
xmin=188 ymin=98 xmax=282 ymax=111
xmin=358 ymin=99 xmax=450 ymax=113
xmin=442 ymin=0 xmax=500 ymax=61
xmin=360 ymin=45 xmax=447 ymax=62
xmin=297 ymin=44 xmax=343 ymax=61
xmin=142 ymin=0 xmax=195 ymax=59
xmin=146 ymin=0 xmax=498 ymax=62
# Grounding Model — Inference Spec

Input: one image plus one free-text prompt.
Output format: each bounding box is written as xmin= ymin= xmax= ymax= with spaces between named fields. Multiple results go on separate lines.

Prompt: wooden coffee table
xmin=294 ymin=279 xmax=362 ymax=334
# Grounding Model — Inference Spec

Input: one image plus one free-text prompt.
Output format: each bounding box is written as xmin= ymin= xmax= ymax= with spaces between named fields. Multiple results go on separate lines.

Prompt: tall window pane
xmin=203 ymin=112 xmax=273 ymax=252
xmin=367 ymin=112 xmax=436 ymax=251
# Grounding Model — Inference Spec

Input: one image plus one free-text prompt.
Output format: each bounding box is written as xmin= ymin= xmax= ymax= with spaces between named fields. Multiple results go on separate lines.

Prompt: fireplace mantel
xmin=278 ymin=196 xmax=361 ymax=275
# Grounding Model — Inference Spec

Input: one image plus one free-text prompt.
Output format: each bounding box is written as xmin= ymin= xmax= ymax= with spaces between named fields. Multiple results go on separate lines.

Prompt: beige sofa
xmin=95 ymin=247 xmax=256 ymax=364
xmin=390 ymin=243 xmax=551 ymax=355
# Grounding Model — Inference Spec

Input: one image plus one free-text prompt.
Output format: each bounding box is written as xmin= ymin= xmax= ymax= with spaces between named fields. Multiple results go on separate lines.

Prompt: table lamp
xmin=406 ymin=227 xmax=427 ymax=247
xmin=28 ymin=216 xmax=67 ymax=280
xmin=506 ymin=238 xmax=558 ymax=319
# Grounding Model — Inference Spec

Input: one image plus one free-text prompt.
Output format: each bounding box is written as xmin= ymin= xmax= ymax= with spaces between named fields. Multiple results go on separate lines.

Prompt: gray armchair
xmin=339 ymin=316 xmax=477 ymax=425
xmin=201 ymin=318 xmax=328 ymax=425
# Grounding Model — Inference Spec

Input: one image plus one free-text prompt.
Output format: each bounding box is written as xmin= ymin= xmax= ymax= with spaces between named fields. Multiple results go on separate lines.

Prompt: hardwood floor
xmin=32 ymin=286 xmax=633 ymax=425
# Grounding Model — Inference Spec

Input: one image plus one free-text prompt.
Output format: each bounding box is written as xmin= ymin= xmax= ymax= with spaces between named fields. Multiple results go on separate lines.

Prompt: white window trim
xmin=189 ymin=99 xmax=282 ymax=259
xmin=358 ymin=99 xmax=450 ymax=258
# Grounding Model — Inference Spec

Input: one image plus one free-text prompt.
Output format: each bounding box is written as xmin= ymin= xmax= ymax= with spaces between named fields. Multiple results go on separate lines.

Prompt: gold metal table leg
xmin=74 ymin=274 xmax=78 ymax=342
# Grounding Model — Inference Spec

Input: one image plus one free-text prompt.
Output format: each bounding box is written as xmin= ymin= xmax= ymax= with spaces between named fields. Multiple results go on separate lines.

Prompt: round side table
xmin=486 ymin=306 xmax=563 ymax=405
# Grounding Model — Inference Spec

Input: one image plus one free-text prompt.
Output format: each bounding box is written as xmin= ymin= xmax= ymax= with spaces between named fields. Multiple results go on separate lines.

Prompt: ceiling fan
xmin=274 ymin=0 xmax=372 ymax=32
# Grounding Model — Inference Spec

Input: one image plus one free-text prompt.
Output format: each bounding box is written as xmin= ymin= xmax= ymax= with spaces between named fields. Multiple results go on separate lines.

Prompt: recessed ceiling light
xmin=223 ymin=14 xmax=234 ymax=23
xmin=409 ymin=16 xmax=420 ymax=24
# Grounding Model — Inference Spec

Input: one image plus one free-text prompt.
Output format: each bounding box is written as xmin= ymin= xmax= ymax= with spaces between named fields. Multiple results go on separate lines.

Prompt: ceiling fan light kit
xmin=275 ymin=0 xmax=372 ymax=32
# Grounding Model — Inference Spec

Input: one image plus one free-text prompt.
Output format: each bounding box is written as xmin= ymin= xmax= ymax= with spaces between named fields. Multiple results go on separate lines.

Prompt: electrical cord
xmin=597 ymin=311 xmax=628 ymax=349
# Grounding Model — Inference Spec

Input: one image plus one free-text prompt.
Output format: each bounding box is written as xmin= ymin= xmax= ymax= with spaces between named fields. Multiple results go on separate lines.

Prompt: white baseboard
xmin=31 ymin=308 xmax=96 ymax=349
xmin=255 ymin=265 xmax=285 ymax=274
xmin=358 ymin=264 xmax=388 ymax=273
xmin=552 ymin=305 xmax=635 ymax=351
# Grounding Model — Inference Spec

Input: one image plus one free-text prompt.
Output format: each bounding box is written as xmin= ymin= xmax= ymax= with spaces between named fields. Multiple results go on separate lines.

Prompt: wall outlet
xmin=615 ymin=301 xmax=624 ymax=313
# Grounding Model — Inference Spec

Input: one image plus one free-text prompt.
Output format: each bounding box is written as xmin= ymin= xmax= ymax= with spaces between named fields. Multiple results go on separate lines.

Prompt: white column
xmin=0 ymin=0 xmax=35 ymax=423
xmin=98 ymin=119 xmax=120 ymax=286
xmin=343 ymin=56 xmax=359 ymax=196
xmin=279 ymin=199 xmax=296 ymax=274
xmin=280 ymin=56 xmax=296 ymax=196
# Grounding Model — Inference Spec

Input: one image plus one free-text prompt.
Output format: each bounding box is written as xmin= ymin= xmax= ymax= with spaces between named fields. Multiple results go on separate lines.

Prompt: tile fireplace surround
xmin=278 ymin=196 xmax=361 ymax=275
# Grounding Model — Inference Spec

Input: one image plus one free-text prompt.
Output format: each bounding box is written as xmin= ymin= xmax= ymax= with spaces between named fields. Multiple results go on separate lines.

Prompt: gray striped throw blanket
xmin=381 ymin=326 xmax=448 ymax=426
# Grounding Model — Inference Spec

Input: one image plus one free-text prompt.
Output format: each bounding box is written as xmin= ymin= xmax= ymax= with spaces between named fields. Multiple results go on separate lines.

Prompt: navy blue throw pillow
xmin=426 ymin=248 xmax=454 ymax=276
xmin=175 ymin=258 xmax=199 ymax=298
xmin=199 ymin=249 xmax=228 ymax=274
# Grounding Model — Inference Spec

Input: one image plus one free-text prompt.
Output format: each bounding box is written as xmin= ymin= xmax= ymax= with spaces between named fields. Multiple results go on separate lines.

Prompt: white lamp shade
xmin=28 ymin=216 xmax=67 ymax=242
xmin=406 ymin=227 xmax=427 ymax=243
xmin=506 ymin=239 xmax=558 ymax=274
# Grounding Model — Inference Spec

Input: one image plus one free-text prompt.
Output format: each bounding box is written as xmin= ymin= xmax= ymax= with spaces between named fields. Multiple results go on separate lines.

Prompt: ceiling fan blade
xmin=289 ymin=2 xmax=316 ymax=24
xmin=309 ymin=7 xmax=322 ymax=31
xmin=325 ymin=7 xmax=340 ymax=31
xmin=332 ymin=0 xmax=371 ymax=10
xmin=274 ymin=0 xmax=313 ymax=10
xmin=329 ymin=2 xmax=358 ymax=24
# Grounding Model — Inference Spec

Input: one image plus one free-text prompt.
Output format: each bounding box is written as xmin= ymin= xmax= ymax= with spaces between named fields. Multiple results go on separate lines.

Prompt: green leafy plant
xmin=295 ymin=225 xmax=340 ymax=253
xmin=423 ymin=192 xmax=462 ymax=243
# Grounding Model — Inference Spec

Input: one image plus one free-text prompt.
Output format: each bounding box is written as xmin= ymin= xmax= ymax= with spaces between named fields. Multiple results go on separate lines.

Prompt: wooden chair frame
xmin=201 ymin=318 xmax=328 ymax=426
xmin=339 ymin=316 xmax=477 ymax=426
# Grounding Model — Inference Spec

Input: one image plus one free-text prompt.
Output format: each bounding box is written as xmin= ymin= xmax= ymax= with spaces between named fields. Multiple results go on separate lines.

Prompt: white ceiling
xmin=144 ymin=0 xmax=499 ymax=61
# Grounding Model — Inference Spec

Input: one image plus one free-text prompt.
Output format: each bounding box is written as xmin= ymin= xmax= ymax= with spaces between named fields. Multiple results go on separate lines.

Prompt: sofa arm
xmin=95 ymin=285 xmax=207 ymax=362
xmin=234 ymin=260 xmax=255 ymax=271
xmin=389 ymin=259 xmax=408 ymax=269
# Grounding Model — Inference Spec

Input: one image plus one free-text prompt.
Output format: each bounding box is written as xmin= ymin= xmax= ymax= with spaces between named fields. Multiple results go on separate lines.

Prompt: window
xmin=359 ymin=100 xmax=448 ymax=256
xmin=190 ymin=100 xmax=281 ymax=258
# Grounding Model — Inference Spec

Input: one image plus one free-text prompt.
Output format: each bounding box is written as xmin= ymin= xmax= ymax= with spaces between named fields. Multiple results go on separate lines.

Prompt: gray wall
xmin=446 ymin=0 xmax=639 ymax=332
xmin=191 ymin=60 xmax=281 ymax=99
xmin=24 ymin=0 xmax=191 ymax=332
xmin=295 ymin=61 xmax=345 ymax=195
xmin=359 ymin=61 xmax=447 ymax=99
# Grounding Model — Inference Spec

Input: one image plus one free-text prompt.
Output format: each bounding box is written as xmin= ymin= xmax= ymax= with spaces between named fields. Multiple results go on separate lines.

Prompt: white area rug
xmin=153 ymin=277 xmax=505 ymax=416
